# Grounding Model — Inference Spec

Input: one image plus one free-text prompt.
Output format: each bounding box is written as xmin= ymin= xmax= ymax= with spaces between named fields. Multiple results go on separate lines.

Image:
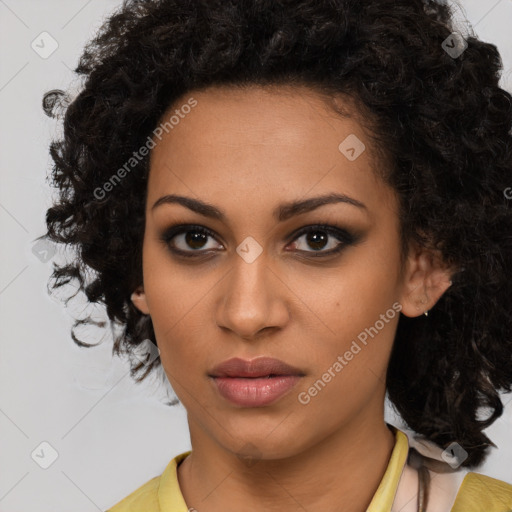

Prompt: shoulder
xmin=105 ymin=450 xmax=191 ymax=512
xmin=451 ymin=472 xmax=512 ymax=512
xmin=402 ymin=427 xmax=512 ymax=512
xmin=106 ymin=475 xmax=161 ymax=511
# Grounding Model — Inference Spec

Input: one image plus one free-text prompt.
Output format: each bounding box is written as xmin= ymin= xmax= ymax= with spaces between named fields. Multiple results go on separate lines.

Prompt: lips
xmin=208 ymin=356 xmax=305 ymax=378
xmin=208 ymin=357 xmax=305 ymax=407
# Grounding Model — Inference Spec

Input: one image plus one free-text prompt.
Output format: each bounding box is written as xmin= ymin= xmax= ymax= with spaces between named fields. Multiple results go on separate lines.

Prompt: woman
xmin=39 ymin=0 xmax=512 ymax=510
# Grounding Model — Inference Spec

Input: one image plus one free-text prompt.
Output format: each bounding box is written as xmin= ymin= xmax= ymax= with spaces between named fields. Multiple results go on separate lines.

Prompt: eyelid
xmin=159 ymin=222 xmax=360 ymax=257
xmin=287 ymin=224 xmax=355 ymax=244
xmin=160 ymin=224 xmax=223 ymax=254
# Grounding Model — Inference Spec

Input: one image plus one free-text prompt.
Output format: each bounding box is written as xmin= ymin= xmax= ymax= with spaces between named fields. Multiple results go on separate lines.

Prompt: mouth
xmin=208 ymin=356 xmax=305 ymax=407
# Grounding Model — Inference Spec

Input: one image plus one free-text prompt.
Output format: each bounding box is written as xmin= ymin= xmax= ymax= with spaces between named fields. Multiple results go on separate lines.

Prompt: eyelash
xmin=159 ymin=223 xmax=360 ymax=259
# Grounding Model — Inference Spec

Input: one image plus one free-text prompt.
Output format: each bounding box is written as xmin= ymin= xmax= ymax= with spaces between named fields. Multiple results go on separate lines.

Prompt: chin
xmin=218 ymin=426 xmax=306 ymax=462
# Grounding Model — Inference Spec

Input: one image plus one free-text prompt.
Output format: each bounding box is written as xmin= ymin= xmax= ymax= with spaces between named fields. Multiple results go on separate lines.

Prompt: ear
xmin=398 ymin=241 xmax=454 ymax=318
xmin=131 ymin=285 xmax=150 ymax=315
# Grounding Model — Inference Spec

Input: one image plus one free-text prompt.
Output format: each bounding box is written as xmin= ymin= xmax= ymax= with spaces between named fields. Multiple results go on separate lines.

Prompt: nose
xmin=215 ymin=253 xmax=290 ymax=340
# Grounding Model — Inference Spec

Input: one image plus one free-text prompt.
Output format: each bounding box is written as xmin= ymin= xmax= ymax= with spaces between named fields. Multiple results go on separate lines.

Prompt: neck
xmin=177 ymin=416 xmax=396 ymax=512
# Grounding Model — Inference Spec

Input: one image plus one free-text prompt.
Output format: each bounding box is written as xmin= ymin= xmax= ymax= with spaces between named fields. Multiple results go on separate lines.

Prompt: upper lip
xmin=209 ymin=357 xmax=305 ymax=378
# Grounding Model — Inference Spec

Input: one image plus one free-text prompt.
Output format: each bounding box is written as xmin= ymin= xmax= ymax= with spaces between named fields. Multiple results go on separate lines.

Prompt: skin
xmin=131 ymin=84 xmax=453 ymax=512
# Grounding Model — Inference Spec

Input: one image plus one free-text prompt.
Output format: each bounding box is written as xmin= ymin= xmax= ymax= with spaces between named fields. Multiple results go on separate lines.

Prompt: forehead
xmin=147 ymin=84 xmax=396 ymax=219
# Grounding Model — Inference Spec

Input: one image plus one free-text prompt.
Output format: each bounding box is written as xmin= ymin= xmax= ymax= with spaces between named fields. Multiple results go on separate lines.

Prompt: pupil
xmin=186 ymin=231 xmax=206 ymax=249
xmin=307 ymin=231 xmax=327 ymax=250
xmin=183 ymin=230 xmax=329 ymax=251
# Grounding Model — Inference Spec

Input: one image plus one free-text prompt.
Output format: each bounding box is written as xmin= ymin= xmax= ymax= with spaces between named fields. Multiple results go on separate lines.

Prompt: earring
xmin=419 ymin=295 xmax=428 ymax=316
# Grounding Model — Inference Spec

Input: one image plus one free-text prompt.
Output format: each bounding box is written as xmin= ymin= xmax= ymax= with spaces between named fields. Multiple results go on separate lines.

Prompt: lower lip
xmin=211 ymin=375 xmax=302 ymax=407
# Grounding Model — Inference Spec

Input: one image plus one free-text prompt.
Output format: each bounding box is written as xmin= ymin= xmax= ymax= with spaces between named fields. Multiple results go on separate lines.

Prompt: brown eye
xmin=182 ymin=230 xmax=209 ymax=250
xmin=293 ymin=230 xmax=333 ymax=252
xmin=160 ymin=223 xmax=359 ymax=259
xmin=288 ymin=225 xmax=358 ymax=257
xmin=160 ymin=225 xmax=223 ymax=256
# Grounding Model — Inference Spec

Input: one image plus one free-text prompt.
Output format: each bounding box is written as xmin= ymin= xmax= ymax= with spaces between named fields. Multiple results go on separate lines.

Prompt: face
xmin=132 ymin=84 xmax=444 ymax=460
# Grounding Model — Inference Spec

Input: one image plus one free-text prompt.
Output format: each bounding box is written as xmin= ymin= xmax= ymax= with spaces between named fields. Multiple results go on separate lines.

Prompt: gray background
xmin=1 ymin=1 xmax=511 ymax=510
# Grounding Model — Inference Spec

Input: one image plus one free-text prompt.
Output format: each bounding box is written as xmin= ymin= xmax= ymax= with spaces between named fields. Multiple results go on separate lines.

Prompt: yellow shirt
xmin=106 ymin=426 xmax=512 ymax=511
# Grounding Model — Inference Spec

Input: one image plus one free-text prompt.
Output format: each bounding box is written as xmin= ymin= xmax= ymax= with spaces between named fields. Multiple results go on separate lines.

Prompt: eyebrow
xmin=151 ymin=192 xmax=367 ymax=222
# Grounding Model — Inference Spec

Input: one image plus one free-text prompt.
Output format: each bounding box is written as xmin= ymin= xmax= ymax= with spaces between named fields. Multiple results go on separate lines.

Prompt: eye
xmin=159 ymin=223 xmax=359 ymax=258
xmin=160 ymin=225 xmax=223 ymax=256
xmin=287 ymin=225 xmax=357 ymax=257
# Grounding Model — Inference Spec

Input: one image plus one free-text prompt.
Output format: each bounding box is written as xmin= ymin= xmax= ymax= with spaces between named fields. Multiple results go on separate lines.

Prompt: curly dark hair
xmin=37 ymin=0 xmax=512 ymax=468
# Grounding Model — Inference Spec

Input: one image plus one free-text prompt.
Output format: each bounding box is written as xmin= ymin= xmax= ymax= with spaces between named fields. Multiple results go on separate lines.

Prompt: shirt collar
xmin=366 ymin=424 xmax=410 ymax=511
xmin=159 ymin=449 xmax=191 ymax=511
xmin=159 ymin=424 xmax=410 ymax=512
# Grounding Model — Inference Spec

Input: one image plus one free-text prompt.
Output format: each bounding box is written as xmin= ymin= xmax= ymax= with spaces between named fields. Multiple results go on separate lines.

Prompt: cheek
xmin=142 ymin=239 xmax=202 ymax=327
xmin=293 ymin=246 xmax=401 ymax=394
xmin=295 ymin=312 xmax=397 ymax=429
xmin=140 ymin=248 xmax=195 ymax=369
xmin=307 ymin=248 xmax=400 ymax=340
